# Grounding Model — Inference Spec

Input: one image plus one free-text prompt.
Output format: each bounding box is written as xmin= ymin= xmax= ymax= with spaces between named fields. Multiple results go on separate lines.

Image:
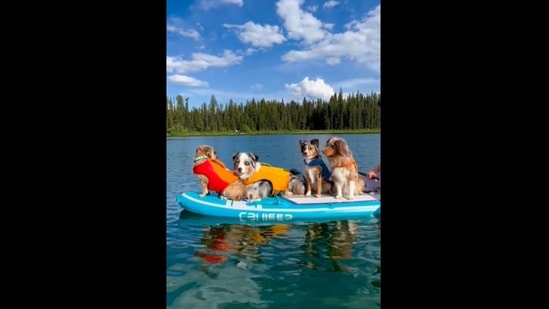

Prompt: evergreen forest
xmin=166 ymin=89 xmax=380 ymax=136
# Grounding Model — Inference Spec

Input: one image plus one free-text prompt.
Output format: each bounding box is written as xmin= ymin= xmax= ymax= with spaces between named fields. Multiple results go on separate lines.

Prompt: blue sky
xmin=167 ymin=0 xmax=380 ymax=108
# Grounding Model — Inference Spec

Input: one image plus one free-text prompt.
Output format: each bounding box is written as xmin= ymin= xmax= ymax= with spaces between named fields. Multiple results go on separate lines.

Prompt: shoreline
xmin=167 ymin=129 xmax=380 ymax=138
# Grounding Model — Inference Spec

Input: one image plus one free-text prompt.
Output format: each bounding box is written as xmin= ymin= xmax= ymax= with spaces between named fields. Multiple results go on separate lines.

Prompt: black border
xmin=27 ymin=2 xmax=170 ymax=306
xmin=380 ymin=1 xmax=469 ymax=305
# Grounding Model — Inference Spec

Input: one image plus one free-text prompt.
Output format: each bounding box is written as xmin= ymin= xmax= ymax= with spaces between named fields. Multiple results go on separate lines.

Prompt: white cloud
xmin=168 ymin=74 xmax=209 ymax=87
xmin=221 ymin=0 xmax=243 ymax=6
xmin=166 ymin=25 xmax=200 ymax=40
xmin=199 ymin=0 xmax=243 ymax=10
xmin=276 ymin=0 xmax=327 ymax=44
xmin=323 ymin=1 xmax=339 ymax=9
xmin=307 ymin=5 xmax=318 ymax=12
xmin=244 ymin=48 xmax=256 ymax=55
xmin=285 ymin=77 xmax=335 ymax=102
xmin=281 ymin=5 xmax=380 ymax=73
xmin=224 ymin=22 xmax=286 ymax=48
xmin=166 ymin=50 xmax=243 ymax=74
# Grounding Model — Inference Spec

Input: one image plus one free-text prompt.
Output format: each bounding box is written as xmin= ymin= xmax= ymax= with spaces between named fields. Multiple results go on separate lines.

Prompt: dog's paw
xmin=315 ymin=194 xmax=321 ymax=198
xmin=305 ymin=191 xmax=312 ymax=197
xmin=199 ymin=192 xmax=207 ymax=198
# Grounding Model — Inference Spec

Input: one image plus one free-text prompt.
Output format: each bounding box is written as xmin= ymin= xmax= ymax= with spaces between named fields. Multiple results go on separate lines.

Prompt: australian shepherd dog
xmin=284 ymin=171 xmax=306 ymax=197
xmin=232 ymin=152 xmax=303 ymax=201
xmin=300 ymin=139 xmax=333 ymax=197
xmin=321 ymin=137 xmax=365 ymax=200
xmin=192 ymin=145 xmax=246 ymax=200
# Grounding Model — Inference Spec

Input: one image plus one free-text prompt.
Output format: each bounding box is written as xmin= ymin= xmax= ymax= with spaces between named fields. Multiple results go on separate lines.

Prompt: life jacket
xmin=192 ymin=159 xmax=239 ymax=194
xmin=242 ymin=165 xmax=292 ymax=194
xmin=304 ymin=158 xmax=331 ymax=180
xmin=331 ymin=159 xmax=359 ymax=180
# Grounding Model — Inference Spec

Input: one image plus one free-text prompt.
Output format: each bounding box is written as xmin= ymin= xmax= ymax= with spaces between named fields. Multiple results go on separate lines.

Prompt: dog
xmin=244 ymin=179 xmax=274 ymax=201
xmin=233 ymin=152 xmax=294 ymax=201
xmin=300 ymin=139 xmax=333 ymax=197
xmin=321 ymin=137 xmax=365 ymax=200
xmin=233 ymin=151 xmax=261 ymax=181
xmin=192 ymin=145 xmax=246 ymax=200
xmin=243 ymin=170 xmax=307 ymax=200
xmin=284 ymin=170 xmax=307 ymax=196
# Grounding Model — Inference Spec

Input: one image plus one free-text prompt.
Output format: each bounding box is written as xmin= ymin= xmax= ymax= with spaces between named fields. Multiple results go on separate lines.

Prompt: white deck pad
xmin=281 ymin=192 xmax=380 ymax=204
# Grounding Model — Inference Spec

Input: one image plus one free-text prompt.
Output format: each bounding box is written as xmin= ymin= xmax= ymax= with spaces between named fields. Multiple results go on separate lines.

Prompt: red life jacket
xmin=192 ymin=159 xmax=239 ymax=194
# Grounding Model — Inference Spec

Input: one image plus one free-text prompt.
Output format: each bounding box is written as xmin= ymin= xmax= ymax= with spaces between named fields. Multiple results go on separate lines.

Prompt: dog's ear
xmin=248 ymin=152 xmax=259 ymax=162
xmin=205 ymin=146 xmax=214 ymax=158
xmin=299 ymin=140 xmax=307 ymax=146
xmin=232 ymin=152 xmax=240 ymax=161
xmin=311 ymin=139 xmax=319 ymax=147
xmin=334 ymin=139 xmax=350 ymax=156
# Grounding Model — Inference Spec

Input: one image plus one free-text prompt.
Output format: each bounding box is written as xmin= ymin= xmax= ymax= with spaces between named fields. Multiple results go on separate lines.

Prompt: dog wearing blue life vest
xmin=300 ymin=139 xmax=333 ymax=197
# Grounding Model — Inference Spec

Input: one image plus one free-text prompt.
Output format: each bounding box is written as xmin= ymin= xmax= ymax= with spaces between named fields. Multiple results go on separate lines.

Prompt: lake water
xmin=167 ymin=134 xmax=381 ymax=308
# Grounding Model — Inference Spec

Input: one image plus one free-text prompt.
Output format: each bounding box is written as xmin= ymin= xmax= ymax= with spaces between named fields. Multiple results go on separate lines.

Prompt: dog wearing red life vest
xmin=192 ymin=145 xmax=245 ymax=200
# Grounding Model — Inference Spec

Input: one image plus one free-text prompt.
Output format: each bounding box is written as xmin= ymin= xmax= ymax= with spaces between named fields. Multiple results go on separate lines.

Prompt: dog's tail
xmin=289 ymin=168 xmax=306 ymax=183
xmin=289 ymin=168 xmax=301 ymax=175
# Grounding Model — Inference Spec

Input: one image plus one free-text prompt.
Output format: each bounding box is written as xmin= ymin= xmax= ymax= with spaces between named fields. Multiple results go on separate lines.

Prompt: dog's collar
xmin=304 ymin=158 xmax=322 ymax=165
xmin=193 ymin=155 xmax=209 ymax=163
xmin=334 ymin=159 xmax=356 ymax=167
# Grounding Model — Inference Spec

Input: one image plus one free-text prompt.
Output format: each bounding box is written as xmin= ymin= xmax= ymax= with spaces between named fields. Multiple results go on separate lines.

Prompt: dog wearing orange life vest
xmin=192 ymin=145 xmax=246 ymax=200
xmin=321 ymin=137 xmax=365 ymax=200
xmin=232 ymin=151 xmax=301 ymax=201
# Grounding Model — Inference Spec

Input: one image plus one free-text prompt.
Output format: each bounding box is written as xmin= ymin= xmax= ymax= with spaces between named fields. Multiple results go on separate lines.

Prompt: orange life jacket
xmin=242 ymin=165 xmax=292 ymax=194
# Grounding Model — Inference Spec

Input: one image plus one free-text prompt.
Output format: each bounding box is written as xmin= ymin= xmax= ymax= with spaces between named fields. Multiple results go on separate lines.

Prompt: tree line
xmin=166 ymin=89 xmax=380 ymax=136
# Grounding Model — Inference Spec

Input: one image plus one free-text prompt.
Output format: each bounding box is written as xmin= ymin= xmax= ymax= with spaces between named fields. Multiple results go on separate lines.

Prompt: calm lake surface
xmin=167 ymin=134 xmax=381 ymax=309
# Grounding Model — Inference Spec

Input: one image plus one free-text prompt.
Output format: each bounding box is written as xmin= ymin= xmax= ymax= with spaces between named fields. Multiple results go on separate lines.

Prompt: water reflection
xmin=302 ymin=220 xmax=363 ymax=272
xmin=184 ymin=215 xmax=379 ymax=275
xmin=174 ymin=214 xmax=380 ymax=306
xmin=195 ymin=223 xmax=290 ymax=265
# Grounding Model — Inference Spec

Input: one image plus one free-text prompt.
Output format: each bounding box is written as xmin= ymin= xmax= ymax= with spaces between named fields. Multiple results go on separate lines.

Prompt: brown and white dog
xmin=192 ymin=145 xmax=246 ymax=200
xmin=300 ymin=139 xmax=333 ymax=197
xmin=321 ymin=137 xmax=365 ymax=200
xmin=233 ymin=152 xmax=300 ymax=201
